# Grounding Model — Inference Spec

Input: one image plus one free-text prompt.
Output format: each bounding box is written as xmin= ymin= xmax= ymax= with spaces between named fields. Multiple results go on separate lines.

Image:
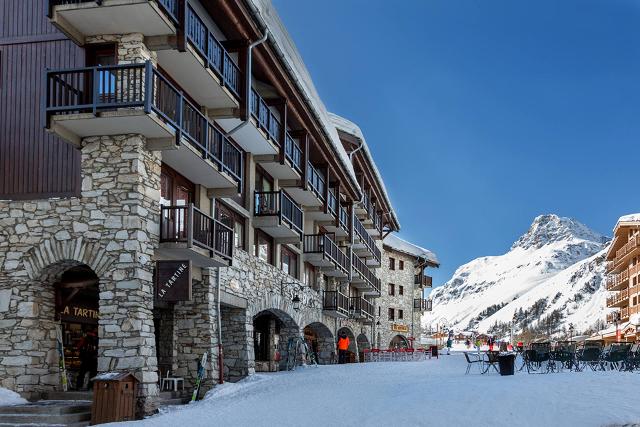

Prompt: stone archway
xmin=390 ymin=334 xmax=409 ymax=349
xmin=303 ymin=322 xmax=334 ymax=365
xmin=252 ymin=308 xmax=300 ymax=372
xmin=337 ymin=326 xmax=358 ymax=363
xmin=356 ymin=333 xmax=371 ymax=362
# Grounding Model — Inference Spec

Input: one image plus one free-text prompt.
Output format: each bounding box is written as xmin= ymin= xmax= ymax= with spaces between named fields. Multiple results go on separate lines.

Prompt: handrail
xmin=303 ymin=234 xmax=350 ymax=274
xmin=284 ymin=132 xmax=303 ymax=174
xmin=351 ymin=252 xmax=378 ymax=293
xmin=250 ymin=89 xmax=281 ymax=144
xmin=327 ymin=189 xmax=338 ymax=217
xmin=339 ymin=205 xmax=349 ymax=232
xmin=45 ymin=62 xmax=243 ymax=188
xmin=353 ymin=215 xmax=381 ymax=263
xmin=414 ymin=299 xmax=433 ymax=311
xmin=254 ymin=190 xmax=303 ymax=235
xmin=307 ymin=162 xmax=325 ymax=201
xmin=322 ymin=290 xmax=349 ymax=316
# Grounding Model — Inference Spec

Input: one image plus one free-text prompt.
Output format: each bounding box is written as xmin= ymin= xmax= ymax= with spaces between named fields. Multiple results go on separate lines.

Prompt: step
xmin=0 ymin=411 xmax=91 ymax=425
xmin=158 ymin=397 xmax=190 ymax=407
xmin=0 ymin=401 xmax=91 ymax=415
xmin=43 ymin=391 xmax=92 ymax=401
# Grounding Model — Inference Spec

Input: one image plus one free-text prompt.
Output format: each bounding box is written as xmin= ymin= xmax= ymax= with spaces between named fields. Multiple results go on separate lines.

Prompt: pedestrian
xmin=337 ymin=332 xmax=350 ymax=364
xmin=488 ymin=336 xmax=494 ymax=351
xmin=465 ymin=339 xmax=470 ymax=349
xmin=446 ymin=337 xmax=452 ymax=355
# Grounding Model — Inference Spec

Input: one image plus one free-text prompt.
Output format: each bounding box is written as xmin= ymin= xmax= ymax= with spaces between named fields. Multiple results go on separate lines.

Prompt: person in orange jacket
xmin=337 ymin=332 xmax=350 ymax=364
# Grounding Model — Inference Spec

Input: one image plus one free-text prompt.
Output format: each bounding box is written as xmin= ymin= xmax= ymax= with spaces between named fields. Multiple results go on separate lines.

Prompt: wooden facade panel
xmin=0 ymin=6 xmax=84 ymax=200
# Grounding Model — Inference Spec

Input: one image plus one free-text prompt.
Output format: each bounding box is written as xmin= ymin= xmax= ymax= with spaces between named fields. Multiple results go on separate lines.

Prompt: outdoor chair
xmin=160 ymin=370 xmax=184 ymax=392
xmin=575 ymin=343 xmax=603 ymax=372
xmin=550 ymin=341 xmax=577 ymax=372
xmin=600 ymin=342 xmax=632 ymax=371
xmin=525 ymin=342 xmax=551 ymax=374
xmin=464 ymin=352 xmax=483 ymax=374
xmin=482 ymin=351 xmax=500 ymax=374
xmin=621 ymin=344 xmax=640 ymax=372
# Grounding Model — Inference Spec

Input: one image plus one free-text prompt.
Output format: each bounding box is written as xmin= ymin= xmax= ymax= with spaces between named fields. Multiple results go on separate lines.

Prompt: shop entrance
xmin=252 ymin=309 xmax=299 ymax=372
xmin=55 ymin=265 xmax=99 ymax=391
xmin=303 ymin=322 xmax=334 ymax=364
xmin=389 ymin=334 xmax=409 ymax=349
xmin=336 ymin=327 xmax=357 ymax=363
xmin=356 ymin=333 xmax=371 ymax=362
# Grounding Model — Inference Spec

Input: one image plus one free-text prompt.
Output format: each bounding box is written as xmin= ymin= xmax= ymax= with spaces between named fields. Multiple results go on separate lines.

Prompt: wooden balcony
xmin=351 ymin=253 xmax=381 ymax=296
xmin=158 ymin=204 xmax=232 ymax=267
xmin=322 ymin=290 xmax=349 ymax=318
xmin=352 ymin=216 xmax=381 ymax=266
xmin=415 ymin=273 xmax=433 ymax=288
xmin=349 ymin=297 xmax=374 ymax=323
xmin=253 ymin=190 xmax=303 ymax=241
xmin=414 ymin=299 xmax=433 ymax=312
xmin=608 ymin=235 xmax=640 ymax=272
xmin=47 ymin=0 xmax=178 ymax=44
xmin=45 ymin=62 xmax=243 ymax=191
xmin=606 ymin=288 xmax=629 ymax=308
xmin=606 ymin=270 xmax=629 ymax=291
xmin=303 ymin=234 xmax=350 ymax=279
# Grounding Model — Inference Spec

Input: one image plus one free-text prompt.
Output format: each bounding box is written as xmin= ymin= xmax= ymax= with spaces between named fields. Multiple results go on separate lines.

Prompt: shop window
xmin=398 ymin=309 xmax=404 ymax=319
xmin=399 ymin=260 xmax=404 ymax=270
xmin=281 ymin=246 xmax=297 ymax=278
xmin=389 ymin=257 xmax=395 ymax=270
xmin=388 ymin=283 xmax=395 ymax=296
xmin=216 ymin=200 xmax=245 ymax=250
xmin=254 ymin=230 xmax=273 ymax=264
xmin=388 ymin=308 xmax=395 ymax=321
xmin=399 ymin=285 xmax=404 ymax=296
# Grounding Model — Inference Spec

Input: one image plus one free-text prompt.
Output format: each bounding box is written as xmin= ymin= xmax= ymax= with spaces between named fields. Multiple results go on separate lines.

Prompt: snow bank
xmin=383 ymin=233 xmax=439 ymax=266
xmin=0 ymin=388 xmax=27 ymax=407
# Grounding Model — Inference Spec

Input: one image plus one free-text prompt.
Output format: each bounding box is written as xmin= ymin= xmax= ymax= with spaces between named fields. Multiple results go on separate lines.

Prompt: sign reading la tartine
xmin=155 ymin=260 xmax=192 ymax=302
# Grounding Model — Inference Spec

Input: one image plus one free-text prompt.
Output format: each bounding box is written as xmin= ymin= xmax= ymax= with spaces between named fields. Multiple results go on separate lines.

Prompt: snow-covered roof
xmin=328 ymin=112 xmax=399 ymax=229
xmin=383 ymin=234 xmax=439 ymax=266
xmin=617 ymin=213 xmax=640 ymax=225
xmin=244 ymin=0 xmax=359 ymax=194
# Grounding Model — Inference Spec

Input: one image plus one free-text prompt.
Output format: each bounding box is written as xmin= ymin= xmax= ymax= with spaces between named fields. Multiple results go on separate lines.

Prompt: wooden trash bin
xmin=91 ymin=372 xmax=139 ymax=425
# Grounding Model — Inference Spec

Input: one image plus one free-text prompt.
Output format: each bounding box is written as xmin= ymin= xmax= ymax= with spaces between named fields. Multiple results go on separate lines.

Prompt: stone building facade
xmin=0 ymin=0 xmax=433 ymax=417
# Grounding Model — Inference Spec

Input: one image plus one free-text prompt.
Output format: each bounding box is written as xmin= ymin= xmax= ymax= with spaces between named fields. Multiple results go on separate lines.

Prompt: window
xmin=389 ymin=257 xmax=395 ymax=270
xmin=255 ymin=166 xmax=274 ymax=192
xmin=399 ymin=260 xmax=404 ymax=270
xmin=388 ymin=283 xmax=395 ymax=296
xmin=304 ymin=263 xmax=316 ymax=288
xmin=399 ymin=285 xmax=404 ymax=296
xmin=281 ymin=246 xmax=297 ymax=278
xmin=388 ymin=308 xmax=395 ymax=321
xmin=254 ymin=230 xmax=273 ymax=264
xmin=216 ymin=201 xmax=245 ymax=250
xmin=398 ymin=309 xmax=404 ymax=320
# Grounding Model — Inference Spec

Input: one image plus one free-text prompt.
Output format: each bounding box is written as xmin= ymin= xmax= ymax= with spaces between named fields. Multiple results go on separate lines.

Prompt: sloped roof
xmin=383 ymin=234 xmax=439 ymax=267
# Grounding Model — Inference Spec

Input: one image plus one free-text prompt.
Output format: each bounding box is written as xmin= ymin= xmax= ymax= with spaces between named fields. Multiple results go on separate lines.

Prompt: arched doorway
xmin=389 ymin=334 xmax=409 ymax=349
xmin=253 ymin=309 xmax=299 ymax=372
xmin=54 ymin=265 xmax=100 ymax=391
xmin=337 ymin=327 xmax=357 ymax=363
xmin=303 ymin=322 xmax=334 ymax=365
xmin=356 ymin=333 xmax=371 ymax=362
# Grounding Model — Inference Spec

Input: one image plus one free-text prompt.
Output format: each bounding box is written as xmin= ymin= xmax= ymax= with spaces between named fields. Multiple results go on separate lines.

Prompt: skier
xmin=337 ymin=332 xmax=350 ymax=364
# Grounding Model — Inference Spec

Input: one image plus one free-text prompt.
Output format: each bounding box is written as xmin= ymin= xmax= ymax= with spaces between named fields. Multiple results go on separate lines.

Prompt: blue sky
xmin=272 ymin=0 xmax=640 ymax=287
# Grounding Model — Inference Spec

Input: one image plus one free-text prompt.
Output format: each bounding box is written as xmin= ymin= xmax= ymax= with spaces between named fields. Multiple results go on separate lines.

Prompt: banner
xmin=155 ymin=260 xmax=192 ymax=302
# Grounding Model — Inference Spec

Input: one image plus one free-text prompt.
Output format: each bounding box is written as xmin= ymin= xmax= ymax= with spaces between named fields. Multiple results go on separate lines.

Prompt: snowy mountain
xmin=423 ymin=214 xmax=612 ymax=337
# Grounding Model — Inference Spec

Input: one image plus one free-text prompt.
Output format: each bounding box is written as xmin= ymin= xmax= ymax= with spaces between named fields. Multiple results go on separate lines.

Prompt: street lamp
xmin=292 ymin=294 xmax=301 ymax=311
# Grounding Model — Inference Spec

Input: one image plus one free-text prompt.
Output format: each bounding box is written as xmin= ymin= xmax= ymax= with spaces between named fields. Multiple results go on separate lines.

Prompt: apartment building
xmin=376 ymin=235 xmax=439 ymax=350
xmin=605 ymin=214 xmax=640 ymax=341
xmin=0 ymin=0 xmax=418 ymax=415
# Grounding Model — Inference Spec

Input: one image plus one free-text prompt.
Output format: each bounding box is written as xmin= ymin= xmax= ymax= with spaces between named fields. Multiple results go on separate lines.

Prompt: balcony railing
xmin=338 ymin=205 xmax=349 ymax=233
xmin=45 ymin=62 xmax=243 ymax=186
xmin=323 ymin=290 xmax=349 ymax=316
xmin=606 ymin=288 xmax=629 ymax=308
xmin=254 ymin=190 xmax=303 ymax=235
xmin=612 ymin=235 xmax=640 ymax=269
xmin=327 ymin=189 xmax=338 ymax=217
xmin=303 ymin=234 xmax=350 ymax=275
xmin=414 ymin=273 xmax=433 ymax=288
xmin=606 ymin=270 xmax=629 ymax=291
xmin=352 ymin=252 xmax=380 ymax=294
xmin=414 ymin=299 xmax=433 ymax=312
xmin=284 ymin=132 xmax=303 ymax=174
xmin=349 ymin=297 xmax=374 ymax=320
xmin=621 ymin=306 xmax=629 ymax=320
xmin=185 ymin=4 xmax=240 ymax=96
xmin=353 ymin=216 xmax=381 ymax=264
xmin=307 ymin=162 xmax=325 ymax=201
xmin=159 ymin=204 xmax=233 ymax=261
xmin=250 ymin=89 xmax=281 ymax=144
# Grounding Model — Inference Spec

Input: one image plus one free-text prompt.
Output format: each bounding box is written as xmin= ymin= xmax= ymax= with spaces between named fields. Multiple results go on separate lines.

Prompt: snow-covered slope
xmin=423 ymin=214 xmax=611 ymax=336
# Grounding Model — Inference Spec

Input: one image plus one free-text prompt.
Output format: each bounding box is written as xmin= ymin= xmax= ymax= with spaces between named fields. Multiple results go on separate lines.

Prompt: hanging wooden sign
xmin=155 ymin=260 xmax=192 ymax=302
xmin=391 ymin=324 xmax=409 ymax=333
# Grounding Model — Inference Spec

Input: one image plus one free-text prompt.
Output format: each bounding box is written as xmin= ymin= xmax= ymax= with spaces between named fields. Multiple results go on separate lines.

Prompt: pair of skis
xmin=191 ymin=351 xmax=208 ymax=402
xmin=55 ymin=323 xmax=68 ymax=392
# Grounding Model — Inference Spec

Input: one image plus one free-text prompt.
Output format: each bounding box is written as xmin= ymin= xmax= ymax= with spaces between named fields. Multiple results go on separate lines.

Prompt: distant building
xmin=605 ymin=214 xmax=640 ymax=342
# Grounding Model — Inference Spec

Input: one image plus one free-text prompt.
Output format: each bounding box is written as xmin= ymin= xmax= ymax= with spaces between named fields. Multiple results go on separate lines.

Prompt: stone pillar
xmin=220 ymin=306 xmax=251 ymax=382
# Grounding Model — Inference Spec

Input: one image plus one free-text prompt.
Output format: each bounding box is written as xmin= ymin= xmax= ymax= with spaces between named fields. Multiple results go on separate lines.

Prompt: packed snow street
xmin=115 ymin=353 xmax=640 ymax=427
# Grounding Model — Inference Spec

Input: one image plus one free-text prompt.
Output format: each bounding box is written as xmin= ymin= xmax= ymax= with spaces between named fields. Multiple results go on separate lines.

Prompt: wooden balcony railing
xmin=254 ymin=190 xmax=303 ymax=235
xmin=415 ymin=273 xmax=433 ymax=288
xmin=349 ymin=297 xmax=374 ymax=320
xmin=606 ymin=270 xmax=629 ymax=291
xmin=607 ymin=311 xmax=620 ymax=324
xmin=323 ymin=290 xmax=349 ymax=316
xmin=159 ymin=204 xmax=233 ymax=261
xmin=307 ymin=162 xmax=326 ymax=201
xmin=284 ymin=132 xmax=303 ymax=174
xmin=606 ymin=288 xmax=629 ymax=308
xmin=351 ymin=252 xmax=380 ymax=294
xmin=250 ymin=89 xmax=281 ymax=144
xmin=45 ymin=62 xmax=243 ymax=187
xmin=621 ymin=306 xmax=629 ymax=320
xmin=414 ymin=299 xmax=433 ymax=312
xmin=303 ymin=234 xmax=350 ymax=275
xmin=185 ymin=3 xmax=240 ymax=96
xmin=353 ymin=215 xmax=381 ymax=264
xmin=612 ymin=235 xmax=640 ymax=269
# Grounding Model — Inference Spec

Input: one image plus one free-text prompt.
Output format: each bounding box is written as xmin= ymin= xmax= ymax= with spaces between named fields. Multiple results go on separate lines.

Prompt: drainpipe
xmin=216 ymin=267 xmax=224 ymax=384
xmin=225 ymin=30 xmax=269 ymax=138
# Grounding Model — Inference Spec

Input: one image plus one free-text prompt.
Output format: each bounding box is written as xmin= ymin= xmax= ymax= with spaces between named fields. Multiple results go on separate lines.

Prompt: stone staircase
xmin=0 ymin=400 xmax=92 ymax=427
xmin=157 ymin=390 xmax=191 ymax=407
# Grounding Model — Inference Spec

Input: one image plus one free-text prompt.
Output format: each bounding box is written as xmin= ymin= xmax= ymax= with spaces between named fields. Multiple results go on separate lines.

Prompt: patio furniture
xmin=525 ymin=342 xmax=551 ymax=374
xmin=621 ymin=343 xmax=640 ymax=372
xmin=482 ymin=351 xmax=500 ymax=374
xmin=575 ymin=342 xmax=603 ymax=372
xmin=464 ymin=352 xmax=483 ymax=374
xmin=160 ymin=371 xmax=184 ymax=392
xmin=600 ymin=342 xmax=632 ymax=371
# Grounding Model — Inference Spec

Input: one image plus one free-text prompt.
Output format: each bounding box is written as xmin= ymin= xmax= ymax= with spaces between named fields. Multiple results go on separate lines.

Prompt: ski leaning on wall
xmin=191 ymin=351 xmax=208 ymax=402
xmin=56 ymin=323 xmax=68 ymax=392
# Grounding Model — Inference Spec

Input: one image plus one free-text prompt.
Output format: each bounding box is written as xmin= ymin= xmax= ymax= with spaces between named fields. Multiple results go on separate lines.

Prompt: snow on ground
xmin=0 ymin=388 xmax=27 ymax=406
xmin=114 ymin=354 xmax=639 ymax=427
